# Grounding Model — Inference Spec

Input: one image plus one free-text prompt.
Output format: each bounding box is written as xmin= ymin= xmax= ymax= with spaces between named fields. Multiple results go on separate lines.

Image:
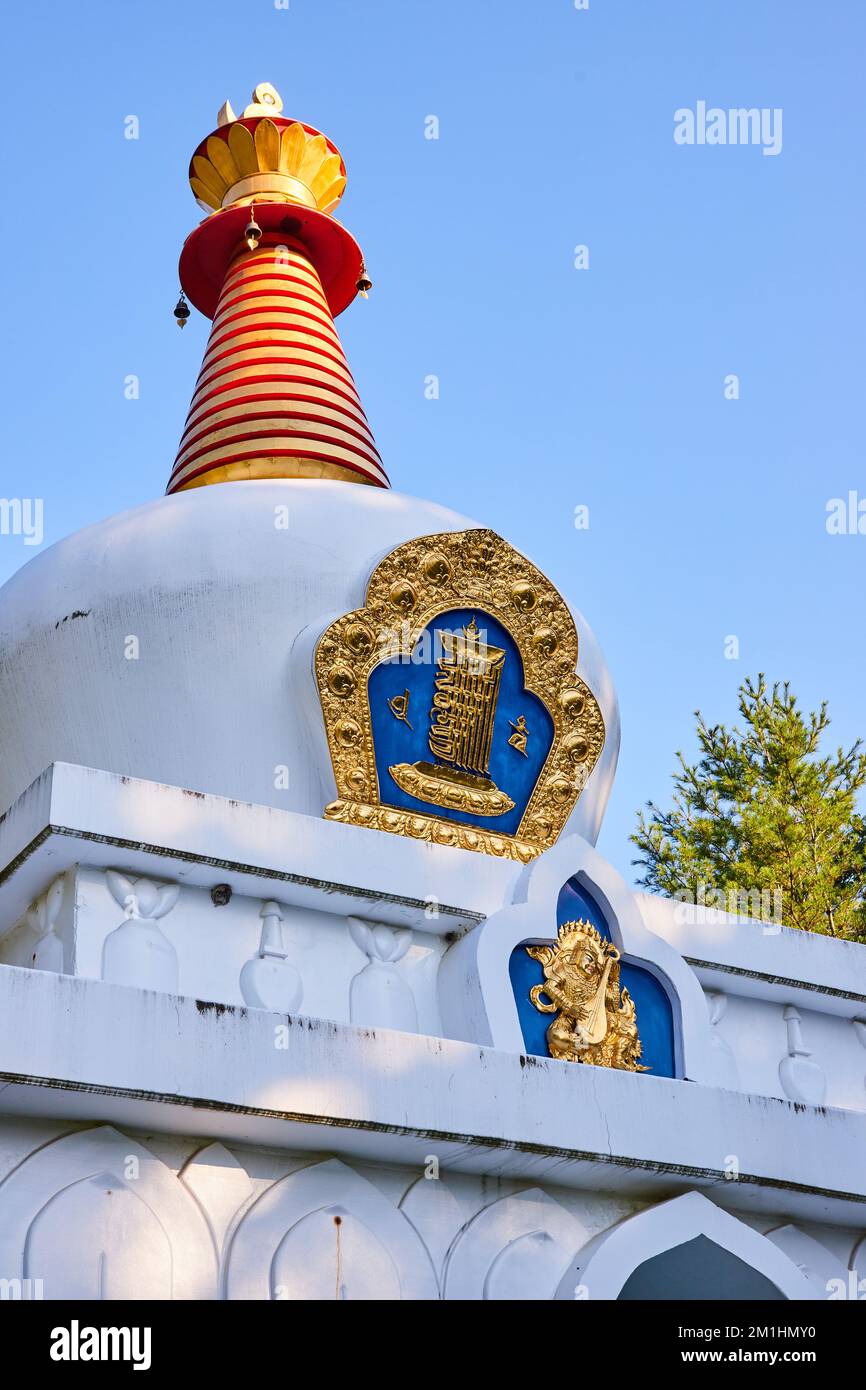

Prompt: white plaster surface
xmin=0 ymin=1115 xmax=857 ymax=1301
xmin=0 ymin=965 xmax=864 ymax=1225
xmin=0 ymin=481 xmax=619 ymax=844
xmin=3 ymin=766 xmax=866 ymax=1117
xmin=1 ymin=484 xmax=864 ymax=1301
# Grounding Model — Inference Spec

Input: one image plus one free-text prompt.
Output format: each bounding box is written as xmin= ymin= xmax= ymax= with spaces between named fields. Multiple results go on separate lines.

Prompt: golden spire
xmin=168 ymin=83 xmax=387 ymax=494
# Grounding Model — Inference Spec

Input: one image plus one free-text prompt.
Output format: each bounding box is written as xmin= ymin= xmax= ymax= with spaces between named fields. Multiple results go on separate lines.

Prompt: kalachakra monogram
xmin=388 ymin=618 xmax=516 ymax=817
xmin=527 ymin=920 xmax=648 ymax=1071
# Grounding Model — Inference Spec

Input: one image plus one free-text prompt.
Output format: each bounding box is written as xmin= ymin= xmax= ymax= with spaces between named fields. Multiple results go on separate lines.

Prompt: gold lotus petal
xmin=190 ymin=177 xmax=221 ymax=210
xmin=228 ymin=122 xmax=258 ymax=178
xmin=192 ymin=155 xmax=226 ymax=200
xmin=280 ymin=122 xmax=306 ymax=175
xmin=309 ymin=151 xmax=343 ymax=198
xmin=206 ymin=134 xmax=240 ymax=187
xmin=254 ymin=118 xmax=281 ymax=172
xmin=317 ymin=175 xmax=346 ymax=213
xmin=297 ymin=133 xmax=329 ymax=184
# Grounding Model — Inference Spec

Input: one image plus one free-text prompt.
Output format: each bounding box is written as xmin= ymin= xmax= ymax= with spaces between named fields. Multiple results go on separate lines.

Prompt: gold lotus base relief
xmin=324 ymin=799 xmax=541 ymax=863
xmin=387 ymin=761 xmax=515 ymax=817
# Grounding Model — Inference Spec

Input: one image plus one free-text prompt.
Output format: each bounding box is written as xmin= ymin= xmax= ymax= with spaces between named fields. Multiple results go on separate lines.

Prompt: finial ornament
xmin=189 ymin=80 xmax=346 ymax=217
xmin=169 ymin=81 xmax=387 ymax=492
xmin=243 ymin=81 xmax=284 ymax=118
xmin=217 ymin=83 xmax=285 ymax=127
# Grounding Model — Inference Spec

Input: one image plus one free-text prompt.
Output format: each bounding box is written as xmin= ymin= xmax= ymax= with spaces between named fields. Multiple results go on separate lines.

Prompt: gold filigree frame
xmin=314 ymin=528 xmax=606 ymax=863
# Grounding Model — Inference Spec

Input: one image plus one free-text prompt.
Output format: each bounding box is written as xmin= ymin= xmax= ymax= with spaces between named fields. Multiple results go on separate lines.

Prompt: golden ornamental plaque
xmin=314 ymin=528 xmax=605 ymax=862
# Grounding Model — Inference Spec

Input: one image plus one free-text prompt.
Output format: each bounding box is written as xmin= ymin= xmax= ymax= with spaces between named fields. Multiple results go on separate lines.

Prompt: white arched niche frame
xmin=0 ymin=1124 xmax=217 ymax=1300
xmin=438 ymin=832 xmax=723 ymax=1085
xmin=554 ymin=1191 xmax=816 ymax=1301
xmin=222 ymin=1157 xmax=438 ymax=1300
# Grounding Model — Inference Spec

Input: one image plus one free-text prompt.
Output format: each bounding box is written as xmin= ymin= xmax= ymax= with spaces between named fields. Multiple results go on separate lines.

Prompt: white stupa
xmin=0 ymin=84 xmax=862 ymax=1304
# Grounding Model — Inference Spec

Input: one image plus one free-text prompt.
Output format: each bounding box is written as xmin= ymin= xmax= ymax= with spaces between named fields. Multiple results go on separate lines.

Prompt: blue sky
xmin=1 ymin=0 xmax=863 ymax=883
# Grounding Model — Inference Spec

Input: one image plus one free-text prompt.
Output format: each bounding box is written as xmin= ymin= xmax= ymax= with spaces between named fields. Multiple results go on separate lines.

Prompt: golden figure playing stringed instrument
xmin=527 ymin=919 xmax=648 ymax=1071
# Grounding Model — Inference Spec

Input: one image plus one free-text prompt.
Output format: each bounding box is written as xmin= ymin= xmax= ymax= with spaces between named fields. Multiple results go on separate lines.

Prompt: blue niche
xmin=509 ymin=876 xmax=677 ymax=1077
xmin=368 ymin=608 xmax=553 ymax=838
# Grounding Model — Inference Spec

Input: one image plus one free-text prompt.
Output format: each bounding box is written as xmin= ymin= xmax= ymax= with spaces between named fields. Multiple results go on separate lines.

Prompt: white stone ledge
xmin=0 ymin=965 xmax=863 ymax=1227
xmin=638 ymin=890 xmax=866 ymax=1019
xmin=0 ymin=762 xmax=517 ymax=939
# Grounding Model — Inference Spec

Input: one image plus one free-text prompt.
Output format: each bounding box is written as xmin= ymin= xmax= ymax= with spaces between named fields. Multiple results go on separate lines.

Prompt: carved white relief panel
xmin=180 ymin=1142 xmax=255 ymax=1258
xmin=103 ymin=872 xmax=180 ymax=993
xmin=26 ymin=876 xmax=67 ymax=973
xmin=765 ymin=1223 xmax=847 ymax=1298
xmin=222 ymin=1157 xmax=437 ymax=1300
xmin=778 ymin=1005 xmax=827 ymax=1106
xmin=239 ymin=901 xmax=303 ymax=1012
xmin=853 ymin=1019 xmax=866 ymax=1092
xmin=0 ymin=1125 xmax=216 ymax=1300
xmin=347 ymin=918 xmax=418 ymax=1033
xmin=25 ymin=1173 xmax=173 ymax=1299
xmin=400 ymin=1172 xmax=488 ymax=1286
xmin=443 ymin=1188 xmax=586 ymax=1300
xmin=0 ymin=874 xmax=70 ymax=971
xmin=703 ymin=989 xmax=740 ymax=1089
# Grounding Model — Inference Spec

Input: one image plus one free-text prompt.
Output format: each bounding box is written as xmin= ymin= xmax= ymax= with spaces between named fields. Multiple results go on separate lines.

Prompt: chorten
xmin=0 ymin=84 xmax=861 ymax=1305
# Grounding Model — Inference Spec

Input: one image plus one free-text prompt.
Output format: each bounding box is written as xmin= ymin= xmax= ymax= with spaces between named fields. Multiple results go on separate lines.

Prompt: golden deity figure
xmin=389 ymin=618 xmax=515 ymax=817
xmin=527 ymin=920 xmax=648 ymax=1071
xmin=508 ymin=715 xmax=529 ymax=756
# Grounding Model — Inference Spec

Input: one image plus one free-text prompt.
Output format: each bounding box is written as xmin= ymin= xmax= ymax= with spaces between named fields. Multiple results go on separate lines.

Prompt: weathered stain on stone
xmin=195 ymin=999 xmax=236 ymax=1018
xmin=54 ymin=609 xmax=92 ymax=629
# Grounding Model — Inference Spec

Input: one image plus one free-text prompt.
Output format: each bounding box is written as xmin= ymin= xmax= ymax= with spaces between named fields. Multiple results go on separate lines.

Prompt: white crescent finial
xmin=243 ymin=82 xmax=284 ymax=118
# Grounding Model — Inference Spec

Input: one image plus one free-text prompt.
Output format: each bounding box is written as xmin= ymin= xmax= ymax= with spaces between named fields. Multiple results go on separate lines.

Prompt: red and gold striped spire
xmin=168 ymin=83 xmax=388 ymax=493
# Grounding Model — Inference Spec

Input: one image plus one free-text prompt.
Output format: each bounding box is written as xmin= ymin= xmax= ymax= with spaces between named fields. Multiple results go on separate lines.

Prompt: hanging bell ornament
xmin=244 ymin=209 xmax=263 ymax=252
xmin=173 ymin=292 xmax=190 ymax=328
xmin=355 ymin=264 xmax=372 ymax=298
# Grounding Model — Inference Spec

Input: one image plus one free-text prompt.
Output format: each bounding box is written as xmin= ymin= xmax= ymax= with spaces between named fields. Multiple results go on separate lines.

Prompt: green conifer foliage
xmin=632 ymin=676 xmax=866 ymax=942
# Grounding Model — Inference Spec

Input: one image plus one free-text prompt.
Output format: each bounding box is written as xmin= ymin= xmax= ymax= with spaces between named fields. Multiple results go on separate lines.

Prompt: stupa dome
xmin=0 ymin=480 xmax=619 ymax=842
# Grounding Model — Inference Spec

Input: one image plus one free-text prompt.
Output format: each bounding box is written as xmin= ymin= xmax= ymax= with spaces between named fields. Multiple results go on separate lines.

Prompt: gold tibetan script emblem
xmin=508 ymin=715 xmax=529 ymax=756
xmin=389 ymin=617 xmax=515 ymax=818
xmin=527 ymin=920 xmax=648 ymax=1071
xmin=314 ymin=528 xmax=605 ymax=863
xmin=388 ymin=689 xmax=413 ymax=728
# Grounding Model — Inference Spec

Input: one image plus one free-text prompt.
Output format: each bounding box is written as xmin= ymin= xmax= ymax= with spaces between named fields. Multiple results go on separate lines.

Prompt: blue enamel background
xmin=367 ymin=607 xmax=553 ymax=837
xmin=508 ymin=876 xmax=677 ymax=1077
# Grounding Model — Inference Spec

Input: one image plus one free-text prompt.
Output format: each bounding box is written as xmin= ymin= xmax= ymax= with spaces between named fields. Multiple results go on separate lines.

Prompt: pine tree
xmin=632 ymin=675 xmax=866 ymax=942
